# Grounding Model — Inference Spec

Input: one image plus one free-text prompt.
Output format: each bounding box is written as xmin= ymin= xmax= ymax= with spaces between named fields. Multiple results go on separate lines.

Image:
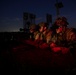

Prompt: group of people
xmin=25 ymin=16 xmax=76 ymax=54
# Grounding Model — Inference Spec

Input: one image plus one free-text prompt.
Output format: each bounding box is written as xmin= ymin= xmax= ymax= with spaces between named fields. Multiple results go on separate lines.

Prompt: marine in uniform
xmin=49 ymin=16 xmax=75 ymax=54
xmin=34 ymin=22 xmax=50 ymax=49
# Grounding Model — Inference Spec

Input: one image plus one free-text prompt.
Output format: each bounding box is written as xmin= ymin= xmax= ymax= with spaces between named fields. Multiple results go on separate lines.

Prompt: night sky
xmin=0 ymin=0 xmax=76 ymax=32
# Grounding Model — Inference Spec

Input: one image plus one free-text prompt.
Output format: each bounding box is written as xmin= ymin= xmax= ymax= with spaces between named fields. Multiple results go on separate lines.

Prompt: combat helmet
xmin=38 ymin=22 xmax=48 ymax=28
xmin=29 ymin=24 xmax=36 ymax=30
xmin=54 ymin=16 xmax=69 ymax=27
xmin=61 ymin=16 xmax=69 ymax=26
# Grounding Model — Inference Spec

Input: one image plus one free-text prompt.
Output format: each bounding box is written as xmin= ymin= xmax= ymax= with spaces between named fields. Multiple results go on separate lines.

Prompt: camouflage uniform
xmin=44 ymin=29 xmax=53 ymax=44
xmin=64 ymin=28 xmax=76 ymax=50
xmin=34 ymin=22 xmax=48 ymax=41
xmin=34 ymin=22 xmax=51 ymax=49
xmin=49 ymin=17 xmax=76 ymax=53
xmin=34 ymin=22 xmax=54 ymax=45
xmin=29 ymin=24 xmax=37 ymax=40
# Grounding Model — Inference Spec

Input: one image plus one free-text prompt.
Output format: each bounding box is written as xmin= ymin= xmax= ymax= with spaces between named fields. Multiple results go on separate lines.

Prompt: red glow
xmin=51 ymin=47 xmax=61 ymax=52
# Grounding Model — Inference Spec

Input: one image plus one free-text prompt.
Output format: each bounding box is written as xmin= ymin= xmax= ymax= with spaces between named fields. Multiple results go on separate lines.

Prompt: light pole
xmin=55 ymin=0 xmax=63 ymax=18
xmin=56 ymin=0 xmax=59 ymax=17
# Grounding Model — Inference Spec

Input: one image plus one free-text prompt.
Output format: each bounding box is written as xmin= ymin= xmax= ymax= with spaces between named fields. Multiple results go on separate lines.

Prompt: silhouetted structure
xmin=23 ymin=12 xmax=36 ymax=32
xmin=46 ymin=14 xmax=52 ymax=25
xmin=55 ymin=0 xmax=63 ymax=17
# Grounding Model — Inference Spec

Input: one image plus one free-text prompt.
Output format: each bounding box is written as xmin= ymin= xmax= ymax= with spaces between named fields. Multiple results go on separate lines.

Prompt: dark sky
xmin=0 ymin=0 xmax=76 ymax=32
